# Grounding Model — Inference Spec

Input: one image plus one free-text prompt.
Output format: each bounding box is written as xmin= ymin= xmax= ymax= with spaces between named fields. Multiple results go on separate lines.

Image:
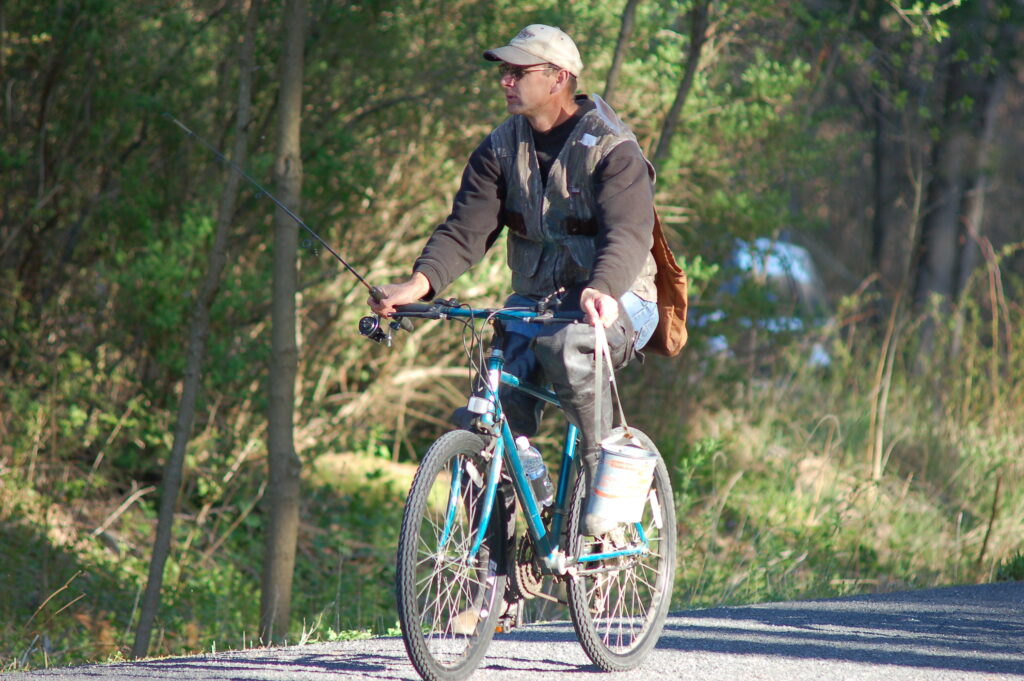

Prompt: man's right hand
xmin=367 ymin=272 xmax=432 ymax=316
xmin=580 ymin=286 xmax=619 ymax=328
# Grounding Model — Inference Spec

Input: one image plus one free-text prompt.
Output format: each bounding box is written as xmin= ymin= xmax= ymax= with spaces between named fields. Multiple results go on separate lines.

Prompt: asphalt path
xmin=5 ymin=582 xmax=1022 ymax=680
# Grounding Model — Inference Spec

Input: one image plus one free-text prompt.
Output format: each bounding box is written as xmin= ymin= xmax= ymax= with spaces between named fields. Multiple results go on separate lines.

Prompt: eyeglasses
xmin=498 ymin=63 xmax=553 ymax=82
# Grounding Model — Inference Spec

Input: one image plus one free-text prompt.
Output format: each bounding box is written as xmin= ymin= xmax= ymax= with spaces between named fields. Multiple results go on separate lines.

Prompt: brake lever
xmin=536 ymin=287 xmax=566 ymax=314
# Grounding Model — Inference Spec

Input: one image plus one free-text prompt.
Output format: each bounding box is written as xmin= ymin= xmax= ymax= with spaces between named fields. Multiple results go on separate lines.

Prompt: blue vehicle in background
xmin=695 ymin=237 xmax=832 ymax=369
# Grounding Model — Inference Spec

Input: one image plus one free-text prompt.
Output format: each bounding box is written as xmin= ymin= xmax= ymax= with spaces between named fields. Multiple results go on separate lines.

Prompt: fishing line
xmin=164 ymin=112 xmax=391 ymax=306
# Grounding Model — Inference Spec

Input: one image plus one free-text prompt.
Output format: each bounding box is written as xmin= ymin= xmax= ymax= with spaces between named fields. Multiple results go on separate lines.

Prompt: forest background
xmin=3 ymin=0 xmax=1024 ymax=670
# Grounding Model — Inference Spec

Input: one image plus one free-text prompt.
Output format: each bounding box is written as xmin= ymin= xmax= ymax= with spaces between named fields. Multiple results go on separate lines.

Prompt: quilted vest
xmin=489 ymin=95 xmax=657 ymax=300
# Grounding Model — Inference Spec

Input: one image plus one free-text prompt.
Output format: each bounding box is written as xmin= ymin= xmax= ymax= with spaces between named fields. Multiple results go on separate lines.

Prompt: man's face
xmin=498 ymin=62 xmax=557 ymax=117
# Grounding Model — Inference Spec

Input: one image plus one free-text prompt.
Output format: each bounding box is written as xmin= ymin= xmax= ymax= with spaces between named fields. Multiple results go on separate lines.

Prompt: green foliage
xmin=677 ymin=254 xmax=720 ymax=301
xmin=995 ymin=551 xmax=1024 ymax=582
xmin=3 ymin=0 xmax=1024 ymax=671
xmin=628 ymin=243 xmax=1024 ymax=606
xmin=888 ymin=0 xmax=962 ymax=41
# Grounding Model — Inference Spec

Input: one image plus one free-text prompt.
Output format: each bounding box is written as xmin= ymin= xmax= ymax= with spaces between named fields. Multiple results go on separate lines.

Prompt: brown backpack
xmin=643 ymin=210 xmax=688 ymax=357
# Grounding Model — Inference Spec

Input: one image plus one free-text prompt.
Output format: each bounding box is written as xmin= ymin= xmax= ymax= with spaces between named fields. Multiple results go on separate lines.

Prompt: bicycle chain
xmin=507 ymin=535 xmax=550 ymax=602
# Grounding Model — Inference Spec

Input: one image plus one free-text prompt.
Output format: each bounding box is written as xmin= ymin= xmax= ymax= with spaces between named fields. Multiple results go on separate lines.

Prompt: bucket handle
xmin=594 ymin=322 xmax=632 ymax=442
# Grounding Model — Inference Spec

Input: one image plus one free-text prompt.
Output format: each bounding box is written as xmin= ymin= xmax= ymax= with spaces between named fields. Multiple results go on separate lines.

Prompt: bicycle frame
xmin=393 ymin=304 xmax=651 ymax=576
xmin=389 ymin=300 xmax=677 ymax=680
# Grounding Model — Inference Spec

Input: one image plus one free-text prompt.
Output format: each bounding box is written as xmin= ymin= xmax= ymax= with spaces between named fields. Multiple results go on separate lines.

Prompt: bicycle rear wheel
xmin=396 ymin=430 xmax=506 ymax=681
xmin=565 ymin=428 xmax=676 ymax=671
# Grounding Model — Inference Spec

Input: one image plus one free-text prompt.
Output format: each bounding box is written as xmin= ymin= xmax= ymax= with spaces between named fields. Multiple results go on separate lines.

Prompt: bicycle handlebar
xmin=359 ymin=298 xmax=585 ymax=345
xmin=391 ymin=300 xmax=586 ymax=324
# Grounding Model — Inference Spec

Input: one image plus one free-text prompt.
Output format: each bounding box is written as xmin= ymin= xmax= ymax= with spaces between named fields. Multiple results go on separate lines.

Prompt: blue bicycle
xmin=361 ymin=298 xmax=677 ymax=681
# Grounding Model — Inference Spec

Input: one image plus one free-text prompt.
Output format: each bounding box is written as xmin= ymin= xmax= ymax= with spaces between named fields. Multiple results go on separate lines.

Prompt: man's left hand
xmin=580 ymin=287 xmax=618 ymax=328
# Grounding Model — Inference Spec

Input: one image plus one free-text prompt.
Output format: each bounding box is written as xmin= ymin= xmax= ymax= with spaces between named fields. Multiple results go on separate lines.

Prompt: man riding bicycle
xmin=368 ymin=24 xmax=658 ymax=536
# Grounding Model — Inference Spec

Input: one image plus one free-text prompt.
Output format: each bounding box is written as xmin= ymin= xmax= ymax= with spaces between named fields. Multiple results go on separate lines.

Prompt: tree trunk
xmin=950 ymin=70 xmax=1006 ymax=357
xmin=870 ymin=85 xmax=886 ymax=273
xmin=260 ymin=0 xmax=306 ymax=646
xmin=132 ymin=0 xmax=261 ymax=659
xmin=911 ymin=0 xmax=1006 ymax=333
xmin=912 ymin=79 xmax=972 ymax=311
xmin=652 ymin=0 xmax=711 ymax=170
xmin=908 ymin=0 xmax=1013 ymax=370
xmin=602 ymin=0 xmax=641 ymax=105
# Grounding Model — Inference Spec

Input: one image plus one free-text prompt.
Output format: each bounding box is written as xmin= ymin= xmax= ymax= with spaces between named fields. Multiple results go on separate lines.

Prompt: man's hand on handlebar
xmin=580 ymin=287 xmax=619 ymax=328
xmin=368 ymin=272 xmax=432 ymax=316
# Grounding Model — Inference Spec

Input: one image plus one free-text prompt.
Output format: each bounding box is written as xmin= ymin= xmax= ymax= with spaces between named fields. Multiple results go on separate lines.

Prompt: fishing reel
xmin=359 ymin=315 xmax=401 ymax=346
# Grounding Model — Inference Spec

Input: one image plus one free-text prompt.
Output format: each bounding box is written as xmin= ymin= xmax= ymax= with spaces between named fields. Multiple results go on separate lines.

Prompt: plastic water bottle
xmin=515 ymin=436 xmax=553 ymax=507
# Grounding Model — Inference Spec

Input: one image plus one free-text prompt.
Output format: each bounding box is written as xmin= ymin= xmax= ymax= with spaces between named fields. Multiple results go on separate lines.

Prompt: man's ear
xmin=551 ymin=69 xmax=572 ymax=95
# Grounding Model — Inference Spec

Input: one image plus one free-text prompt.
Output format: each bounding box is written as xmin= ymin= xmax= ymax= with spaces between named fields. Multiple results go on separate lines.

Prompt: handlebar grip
xmin=370 ymin=286 xmax=415 ymax=333
xmin=393 ymin=303 xmax=437 ymax=314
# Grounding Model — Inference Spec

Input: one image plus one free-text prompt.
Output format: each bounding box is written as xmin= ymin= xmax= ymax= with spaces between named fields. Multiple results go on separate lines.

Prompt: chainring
xmin=507 ymin=535 xmax=546 ymax=602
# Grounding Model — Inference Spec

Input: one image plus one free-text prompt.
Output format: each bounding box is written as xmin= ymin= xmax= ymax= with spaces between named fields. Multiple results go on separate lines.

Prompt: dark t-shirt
xmin=414 ymin=96 xmax=654 ymax=299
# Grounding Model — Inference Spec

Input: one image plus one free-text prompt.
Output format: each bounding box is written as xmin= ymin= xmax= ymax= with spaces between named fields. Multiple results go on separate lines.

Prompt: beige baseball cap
xmin=484 ymin=24 xmax=583 ymax=77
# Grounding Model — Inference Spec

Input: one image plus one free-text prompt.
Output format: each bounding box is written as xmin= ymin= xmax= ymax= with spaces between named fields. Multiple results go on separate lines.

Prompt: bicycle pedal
xmin=496 ymin=612 xmax=520 ymax=633
xmin=495 ymin=599 xmax=521 ymax=633
xmin=604 ymin=526 xmax=628 ymax=550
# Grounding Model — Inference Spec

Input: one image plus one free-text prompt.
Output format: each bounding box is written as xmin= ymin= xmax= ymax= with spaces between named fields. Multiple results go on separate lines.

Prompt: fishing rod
xmin=164 ymin=112 xmax=412 ymax=330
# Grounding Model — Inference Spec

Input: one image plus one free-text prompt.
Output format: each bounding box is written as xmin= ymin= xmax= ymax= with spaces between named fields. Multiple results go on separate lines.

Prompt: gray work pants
xmin=500 ymin=310 xmax=636 ymax=482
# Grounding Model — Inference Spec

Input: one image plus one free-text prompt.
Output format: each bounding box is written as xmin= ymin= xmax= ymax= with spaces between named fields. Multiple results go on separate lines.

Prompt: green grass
xmin=631 ymin=290 xmax=1024 ymax=609
xmin=3 ymin=286 xmax=1023 ymax=671
xmin=0 ymin=448 xmax=407 ymax=671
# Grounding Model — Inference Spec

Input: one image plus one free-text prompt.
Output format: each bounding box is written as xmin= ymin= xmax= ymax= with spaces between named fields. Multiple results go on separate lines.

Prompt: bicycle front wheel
xmin=396 ymin=430 xmax=506 ymax=681
xmin=565 ymin=428 xmax=677 ymax=672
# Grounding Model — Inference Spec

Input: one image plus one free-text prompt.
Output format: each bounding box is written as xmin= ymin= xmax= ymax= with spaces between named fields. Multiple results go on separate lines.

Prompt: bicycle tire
xmin=565 ymin=427 xmax=677 ymax=671
xmin=396 ymin=430 xmax=507 ymax=681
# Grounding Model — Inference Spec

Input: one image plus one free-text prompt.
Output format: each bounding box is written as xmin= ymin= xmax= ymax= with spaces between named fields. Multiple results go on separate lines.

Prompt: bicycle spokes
xmin=397 ymin=432 xmax=506 ymax=681
xmin=566 ymin=445 xmax=676 ymax=672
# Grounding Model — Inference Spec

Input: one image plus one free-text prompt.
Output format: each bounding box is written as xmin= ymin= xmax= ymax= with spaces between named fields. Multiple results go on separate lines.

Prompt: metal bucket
xmin=587 ymin=433 xmax=658 ymax=525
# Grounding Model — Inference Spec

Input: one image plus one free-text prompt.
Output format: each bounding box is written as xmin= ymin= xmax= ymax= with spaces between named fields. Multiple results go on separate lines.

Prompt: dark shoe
xmin=583 ymin=511 xmax=621 ymax=537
